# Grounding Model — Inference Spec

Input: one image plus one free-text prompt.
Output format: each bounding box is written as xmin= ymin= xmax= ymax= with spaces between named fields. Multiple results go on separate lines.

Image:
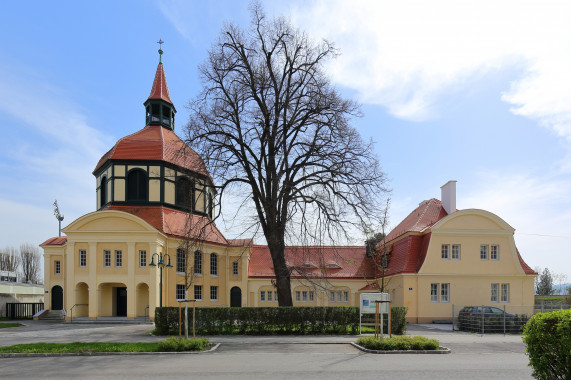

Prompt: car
xmin=457 ymin=306 xmax=527 ymax=333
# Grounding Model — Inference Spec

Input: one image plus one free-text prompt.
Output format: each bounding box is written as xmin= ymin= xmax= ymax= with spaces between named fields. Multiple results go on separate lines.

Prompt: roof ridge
xmin=410 ymin=199 xmax=435 ymax=231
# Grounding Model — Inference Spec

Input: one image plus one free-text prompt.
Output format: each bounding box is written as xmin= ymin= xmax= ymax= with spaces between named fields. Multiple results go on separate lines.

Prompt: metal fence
xmin=5 ymin=302 xmax=44 ymax=319
xmin=452 ymin=304 xmax=537 ymax=334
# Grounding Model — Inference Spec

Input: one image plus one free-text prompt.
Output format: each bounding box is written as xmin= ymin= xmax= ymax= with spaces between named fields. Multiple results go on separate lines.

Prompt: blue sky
xmin=1 ymin=0 xmax=570 ymax=283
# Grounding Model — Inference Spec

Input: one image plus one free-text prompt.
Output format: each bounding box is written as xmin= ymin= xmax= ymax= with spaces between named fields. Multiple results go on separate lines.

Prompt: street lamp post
xmin=150 ymin=252 xmax=173 ymax=308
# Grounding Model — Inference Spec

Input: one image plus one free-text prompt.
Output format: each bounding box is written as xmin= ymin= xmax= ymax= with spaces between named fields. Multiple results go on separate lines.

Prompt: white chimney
xmin=440 ymin=180 xmax=457 ymax=214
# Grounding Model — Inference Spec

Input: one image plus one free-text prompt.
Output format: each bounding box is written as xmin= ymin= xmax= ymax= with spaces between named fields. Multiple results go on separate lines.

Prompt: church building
xmin=40 ymin=50 xmax=536 ymax=323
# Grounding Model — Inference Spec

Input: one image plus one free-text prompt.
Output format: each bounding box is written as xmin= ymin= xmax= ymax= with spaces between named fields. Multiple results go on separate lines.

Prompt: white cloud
xmin=0 ymin=64 xmax=112 ymax=243
xmin=462 ymin=172 xmax=571 ymax=279
xmin=282 ymin=0 xmax=571 ymax=136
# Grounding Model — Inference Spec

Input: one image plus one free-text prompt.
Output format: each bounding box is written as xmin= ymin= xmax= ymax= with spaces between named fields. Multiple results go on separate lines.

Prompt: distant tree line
xmin=534 ymin=267 xmax=569 ymax=296
xmin=0 ymin=243 xmax=42 ymax=284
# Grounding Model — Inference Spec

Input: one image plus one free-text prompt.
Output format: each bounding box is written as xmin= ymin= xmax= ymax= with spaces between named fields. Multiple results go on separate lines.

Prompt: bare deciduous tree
xmin=19 ymin=243 xmax=41 ymax=284
xmin=185 ymin=3 xmax=389 ymax=306
xmin=0 ymin=246 xmax=20 ymax=273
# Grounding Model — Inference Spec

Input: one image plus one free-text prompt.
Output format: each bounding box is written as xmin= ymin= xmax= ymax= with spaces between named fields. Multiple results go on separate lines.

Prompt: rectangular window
xmin=210 ymin=286 xmax=218 ymax=301
xmin=431 ymin=283 xmax=439 ymax=302
xmin=177 ymin=249 xmax=186 ymax=273
xmin=330 ymin=291 xmax=335 ymax=303
xmin=501 ymin=283 xmax=509 ymax=302
xmin=194 ymin=251 xmax=202 ymax=274
xmin=260 ymin=291 xmax=266 ymax=302
xmin=491 ymin=283 xmax=499 ymax=302
xmin=176 ymin=284 xmax=185 ymax=301
xmin=344 ymin=291 xmax=349 ymax=303
xmin=55 ymin=260 xmax=61 ymax=275
xmin=441 ymin=283 xmax=449 ymax=303
xmin=139 ymin=250 xmax=147 ymax=267
xmin=295 ymin=291 xmax=301 ymax=302
xmin=337 ymin=291 xmax=342 ymax=302
xmin=441 ymin=244 xmax=450 ymax=259
xmin=480 ymin=245 xmax=488 ymax=260
xmin=104 ymin=250 xmax=111 ymax=267
xmin=232 ymin=261 xmax=239 ymax=276
xmin=302 ymin=291 xmax=308 ymax=302
xmin=267 ymin=291 xmax=272 ymax=302
xmin=79 ymin=250 xmax=87 ymax=267
xmin=210 ymin=253 xmax=218 ymax=276
xmin=309 ymin=291 xmax=314 ymax=302
xmin=115 ymin=250 xmax=122 ymax=267
xmin=491 ymin=245 xmax=499 ymax=260
xmin=194 ymin=285 xmax=202 ymax=301
xmin=452 ymin=245 xmax=461 ymax=260
xmin=274 ymin=291 xmax=278 ymax=301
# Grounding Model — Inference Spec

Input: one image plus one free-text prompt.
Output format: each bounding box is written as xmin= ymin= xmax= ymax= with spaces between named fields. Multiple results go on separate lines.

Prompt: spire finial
xmin=157 ymin=39 xmax=164 ymax=63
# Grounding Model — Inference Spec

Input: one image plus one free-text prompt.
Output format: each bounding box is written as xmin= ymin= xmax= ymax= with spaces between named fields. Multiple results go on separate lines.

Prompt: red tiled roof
xmin=228 ymin=238 xmax=253 ymax=247
xmin=378 ymin=233 xmax=431 ymax=276
xmin=147 ymin=62 xmax=173 ymax=105
xmin=359 ymin=283 xmax=380 ymax=291
xmin=248 ymin=245 xmax=375 ymax=279
xmin=381 ymin=198 xmax=447 ymax=244
xmin=40 ymin=236 xmax=67 ymax=246
xmin=103 ymin=205 xmax=228 ymax=245
xmin=93 ymin=125 xmax=211 ymax=182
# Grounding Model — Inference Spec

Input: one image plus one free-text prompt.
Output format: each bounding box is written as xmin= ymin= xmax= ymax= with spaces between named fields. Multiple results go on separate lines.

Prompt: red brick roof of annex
xmin=248 ymin=245 xmax=376 ymax=279
xmin=375 ymin=198 xmax=536 ymax=276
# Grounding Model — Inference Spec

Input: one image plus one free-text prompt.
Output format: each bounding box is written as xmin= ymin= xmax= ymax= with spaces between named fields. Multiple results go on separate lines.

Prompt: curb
xmin=0 ymin=343 xmax=220 ymax=358
xmin=351 ymin=342 xmax=451 ymax=354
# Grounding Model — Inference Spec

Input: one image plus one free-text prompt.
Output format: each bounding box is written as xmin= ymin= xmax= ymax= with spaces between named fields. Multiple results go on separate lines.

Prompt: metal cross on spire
xmin=157 ymin=39 xmax=164 ymax=63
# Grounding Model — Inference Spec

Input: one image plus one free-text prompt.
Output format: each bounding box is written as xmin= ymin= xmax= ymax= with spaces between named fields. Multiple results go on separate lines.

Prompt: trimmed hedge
xmin=360 ymin=306 xmax=408 ymax=335
xmin=155 ymin=306 xmax=359 ymax=335
xmin=523 ymin=310 xmax=571 ymax=380
xmin=157 ymin=337 xmax=210 ymax=352
xmin=357 ymin=336 xmax=439 ymax=351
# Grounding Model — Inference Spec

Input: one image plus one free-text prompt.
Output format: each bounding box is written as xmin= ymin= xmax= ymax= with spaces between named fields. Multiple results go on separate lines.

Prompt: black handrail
xmin=69 ymin=304 xmax=88 ymax=323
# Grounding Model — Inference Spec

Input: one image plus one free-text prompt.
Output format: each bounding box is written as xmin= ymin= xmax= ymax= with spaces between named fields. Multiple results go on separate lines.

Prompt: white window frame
xmin=267 ymin=291 xmax=272 ymax=302
xmin=232 ymin=261 xmax=239 ymax=276
xmin=210 ymin=286 xmax=218 ymax=301
xmin=344 ymin=291 xmax=349 ymax=303
xmin=274 ymin=291 xmax=278 ymax=302
xmin=452 ymin=244 xmax=461 ymax=260
xmin=194 ymin=251 xmax=202 ymax=275
xmin=302 ymin=291 xmax=308 ymax=302
xmin=330 ymin=291 xmax=335 ymax=303
xmin=309 ymin=291 xmax=314 ymax=302
xmin=491 ymin=283 xmax=499 ymax=302
xmin=210 ymin=253 xmax=218 ymax=276
xmin=295 ymin=291 xmax=301 ymax=302
xmin=441 ymin=244 xmax=450 ymax=259
xmin=55 ymin=260 xmax=61 ymax=275
xmin=501 ymin=283 xmax=509 ymax=303
xmin=104 ymin=250 xmax=111 ymax=268
xmin=176 ymin=249 xmax=185 ymax=273
xmin=430 ymin=283 xmax=439 ymax=302
xmin=176 ymin=284 xmax=185 ymax=301
xmin=194 ymin=285 xmax=202 ymax=301
xmin=480 ymin=245 xmax=489 ymax=260
xmin=139 ymin=250 xmax=147 ymax=268
xmin=79 ymin=250 xmax=87 ymax=267
xmin=441 ymin=283 xmax=450 ymax=303
xmin=115 ymin=250 xmax=122 ymax=268
xmin=491 ymin=245 xmax=499 ymax=260
xmin=260 ymin=291 xmax=266 ymax=302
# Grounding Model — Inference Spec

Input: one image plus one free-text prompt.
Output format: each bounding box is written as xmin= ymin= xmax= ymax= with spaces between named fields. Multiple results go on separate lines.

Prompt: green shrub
xmin=523 ymin=310 xmax=571 ymax=380
xmin=356 ymin=335 xmax=439 ymax=351
xmin=155 ymin=306 xmax=360 ymax=335
xmin=157 ymin=337 xmax=210 ymax=352
xmin=390 ymin=307 xmax=408 ymax=335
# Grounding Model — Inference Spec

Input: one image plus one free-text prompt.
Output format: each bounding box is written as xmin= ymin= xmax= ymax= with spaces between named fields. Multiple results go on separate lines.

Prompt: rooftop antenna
xmin=53 ymin=200 xmax=64 ymax=237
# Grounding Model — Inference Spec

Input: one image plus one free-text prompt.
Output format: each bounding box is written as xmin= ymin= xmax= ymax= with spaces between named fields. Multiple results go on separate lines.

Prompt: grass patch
xmin=356 ymin=336 xmax=440 ymax=351
xmin=0 ymin=323 xmax=23 ymax=329
xmin=0 ymin=338 xmax=210 ymax=354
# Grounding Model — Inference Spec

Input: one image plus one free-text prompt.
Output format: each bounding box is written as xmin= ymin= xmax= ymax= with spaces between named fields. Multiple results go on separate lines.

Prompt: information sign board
xmin=360 ymin=292 xmax=390 ymax=314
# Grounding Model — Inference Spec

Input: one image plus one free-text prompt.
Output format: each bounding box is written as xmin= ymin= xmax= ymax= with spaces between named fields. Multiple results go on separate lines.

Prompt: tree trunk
xmin=267 ymin=236 xmax=293 ymax=306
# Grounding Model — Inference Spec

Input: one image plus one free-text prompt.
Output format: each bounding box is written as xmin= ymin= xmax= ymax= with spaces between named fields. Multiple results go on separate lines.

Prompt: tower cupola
xmin=144 ymin=41 xmax=176 ymax=130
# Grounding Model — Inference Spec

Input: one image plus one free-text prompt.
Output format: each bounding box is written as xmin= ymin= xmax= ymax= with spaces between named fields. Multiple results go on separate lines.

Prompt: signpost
xmin=359 ymin=292 xmax=390 ymax=336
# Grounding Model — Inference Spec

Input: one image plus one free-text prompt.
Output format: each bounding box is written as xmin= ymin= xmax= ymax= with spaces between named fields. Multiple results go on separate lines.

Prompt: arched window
xmin=127 ymin=169 xmax=147 ymax=201
xmin=176 ymin=177 xmax=193 ymax=209
xmin=210 ymin=253 xmax=218 ymax=276
xmin=100 ymin=176 xmax=107 ymax=207
xmin=194 ymin=251 xmax=202 ymax=275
